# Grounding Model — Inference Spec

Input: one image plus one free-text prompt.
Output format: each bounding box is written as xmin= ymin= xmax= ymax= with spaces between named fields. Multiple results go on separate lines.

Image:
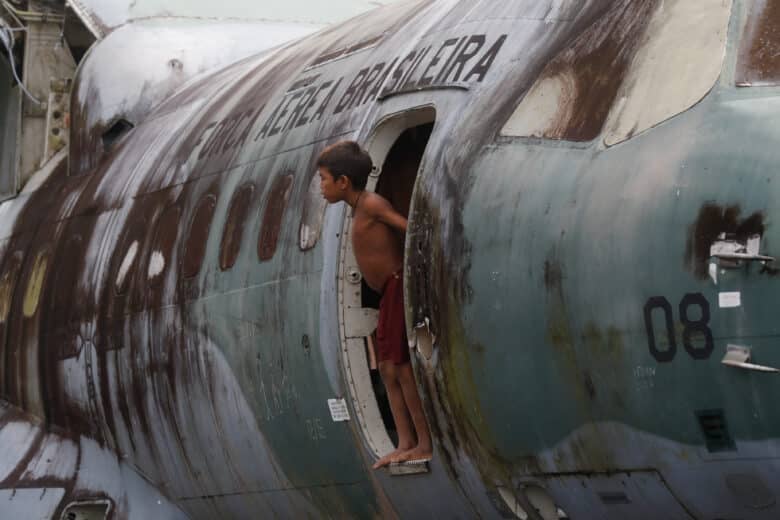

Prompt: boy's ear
xmin=336 ymin=175 xmax=351 ymax=191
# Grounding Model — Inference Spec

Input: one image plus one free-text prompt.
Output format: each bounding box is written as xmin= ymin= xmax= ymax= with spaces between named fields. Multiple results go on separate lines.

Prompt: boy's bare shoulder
xmin=361 ymin=192 xmax=393 ymax=214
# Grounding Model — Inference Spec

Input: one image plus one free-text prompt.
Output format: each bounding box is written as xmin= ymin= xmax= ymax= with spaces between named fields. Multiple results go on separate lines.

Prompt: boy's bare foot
xmin=395 ymin=446 xmax=432 ymax=464
xmin=372 ymin=448 xmax=407 ymax=469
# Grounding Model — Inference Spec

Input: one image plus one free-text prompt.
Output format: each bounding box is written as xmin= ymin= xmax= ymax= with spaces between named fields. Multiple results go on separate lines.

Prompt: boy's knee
xmin=378 ymin=361 xmax=396 ymax=380
xmin=396 ymin=362 xmax=415 ymax=383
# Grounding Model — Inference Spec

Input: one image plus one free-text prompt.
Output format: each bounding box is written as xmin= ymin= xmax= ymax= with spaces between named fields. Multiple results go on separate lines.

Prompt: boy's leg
xmin=372 ymin=360 xmax=416 ymax=469
xmin=395 ymin=362 xmax=432 ymax=462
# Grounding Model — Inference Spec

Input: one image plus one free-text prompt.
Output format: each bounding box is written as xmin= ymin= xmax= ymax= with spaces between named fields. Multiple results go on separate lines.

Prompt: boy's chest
xmin=352 ymin=216 xmax=391 ymax=249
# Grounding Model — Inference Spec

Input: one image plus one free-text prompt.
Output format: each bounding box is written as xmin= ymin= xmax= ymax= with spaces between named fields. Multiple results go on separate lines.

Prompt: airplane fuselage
xmin=1 ymin=1 xmax=780 ymax=518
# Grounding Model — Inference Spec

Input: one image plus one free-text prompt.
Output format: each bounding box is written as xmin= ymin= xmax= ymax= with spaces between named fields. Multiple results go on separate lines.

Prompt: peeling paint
xmin=22 ymin=252 xmax=48 ymax=318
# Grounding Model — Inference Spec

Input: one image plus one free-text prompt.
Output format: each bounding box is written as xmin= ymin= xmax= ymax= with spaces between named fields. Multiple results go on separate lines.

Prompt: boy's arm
xmin=364 ymin=195 xmax=407 ymax=232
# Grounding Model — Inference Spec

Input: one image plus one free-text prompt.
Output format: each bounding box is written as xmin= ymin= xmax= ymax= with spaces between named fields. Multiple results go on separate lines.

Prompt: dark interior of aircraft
xmin=362 ymin=122 xmax=434 ymax=443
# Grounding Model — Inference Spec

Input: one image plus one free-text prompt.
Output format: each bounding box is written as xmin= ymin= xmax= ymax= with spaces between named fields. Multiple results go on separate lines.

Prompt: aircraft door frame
xmin=336 ymin=106 xmax=436 ymax=461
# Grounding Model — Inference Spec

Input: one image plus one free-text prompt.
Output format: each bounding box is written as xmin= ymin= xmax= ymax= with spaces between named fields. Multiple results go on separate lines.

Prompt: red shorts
xmin=376 ymin=272 xmax=410 ymax=365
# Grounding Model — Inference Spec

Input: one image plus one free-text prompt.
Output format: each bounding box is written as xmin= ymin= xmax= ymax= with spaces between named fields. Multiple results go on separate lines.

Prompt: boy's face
xmin=319 ymin=167 xmax=347 ymax=203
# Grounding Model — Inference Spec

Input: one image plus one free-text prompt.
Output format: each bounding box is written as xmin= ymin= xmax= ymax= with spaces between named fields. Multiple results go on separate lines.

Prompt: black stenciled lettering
xmin=314 ymin=77 xmax=341 ymax=121
xmin=465 ymin=35 xmax=507 ymax=82
xmin=192 ymin=121 xmax=217 ymax=159
xmin=335 ymin=68 xmax=369 ymax=114
xmin=280 ymin=90 xmax=304 ymax=133
xmin=644 ymin=296 xmax=677 ymax=363
xmin=679 ymin=293 xmax=714 ymax=360
xmin=354 ymin=63 xmax=385 ymax=107
xmin=269 ymin=94 xmax=299 ymax=137
xmin=212 ymin=114 xmax=244 ymax=157
xmin=442 ymin=35 xmax=486 ymax=83
xmin=222 ymin=111 xmax=249 ymax=152
xmin=366 ymin=58 xmax=396 ymax=101
xmin=233 ymin=106 xmax=264 ymax=149
xmin=436 ymin=36 xmax=469 ymax=83
xmin=382 ymin=51 xmax=416 ymax=95
xmin=297 ymin=80 xmax=333 ymax=128
xmin=199 ymin=120 xmax=226 ymax=160
xmin=256 ymin=102 xmax=282 ymax=141
xmin=403 ymin=46 xmax=432 ymax=89
xmin=419 ymin=38 xmax=458 ymax=87
xmin=287 ymin=87 xmax=317 ymax=129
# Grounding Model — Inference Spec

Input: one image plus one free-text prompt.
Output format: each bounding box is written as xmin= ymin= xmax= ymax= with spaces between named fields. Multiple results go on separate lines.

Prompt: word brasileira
xmin=193 ymin=33 xmax=507 ymax=162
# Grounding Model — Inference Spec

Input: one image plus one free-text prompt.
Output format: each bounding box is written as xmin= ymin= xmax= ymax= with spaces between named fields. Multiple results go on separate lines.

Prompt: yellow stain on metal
xmin=0 ymin=272 xmax=12 ymax=324
xmin=23 ymin=252 xmax=48 ymax=318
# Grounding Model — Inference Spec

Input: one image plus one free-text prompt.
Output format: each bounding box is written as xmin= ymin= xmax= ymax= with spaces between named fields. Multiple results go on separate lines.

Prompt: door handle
xmin=721 ymin=345 xmax=780 ymax=373
xmin=710 ymin=252 xmax=775 ymax=263
xmin=710 ymin=234 xmax=775 ymax=265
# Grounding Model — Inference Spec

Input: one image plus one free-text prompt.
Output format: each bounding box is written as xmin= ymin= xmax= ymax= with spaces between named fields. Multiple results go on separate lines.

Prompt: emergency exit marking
xmin=718 ymin=292 xmax=741 ymax=309
xmin=328 ymin=399 xmax=351 ymax=422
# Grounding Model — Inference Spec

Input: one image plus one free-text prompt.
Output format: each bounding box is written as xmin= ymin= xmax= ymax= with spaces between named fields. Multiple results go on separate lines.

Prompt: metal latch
xmin=413 ymin=317 xmax=435 ymax=360
xmin=722 ymin=344 xmax=780 ymax=373
xmin=710 ymin=233 xmax=775 ymax=266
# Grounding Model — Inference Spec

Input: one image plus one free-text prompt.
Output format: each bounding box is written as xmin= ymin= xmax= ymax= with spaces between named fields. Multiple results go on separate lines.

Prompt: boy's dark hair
xmin=316 ymin=141 xmax=372 ymax=190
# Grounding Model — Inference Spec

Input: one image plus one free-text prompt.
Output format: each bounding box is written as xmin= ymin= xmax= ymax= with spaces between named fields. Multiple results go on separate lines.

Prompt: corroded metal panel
xmin=736 ymin=0 xmax=780 ymax=86
xmin=6 ymin=0 xmax=780 ymax=518
xmin=501 ymin=0 xmax=659 ymax=141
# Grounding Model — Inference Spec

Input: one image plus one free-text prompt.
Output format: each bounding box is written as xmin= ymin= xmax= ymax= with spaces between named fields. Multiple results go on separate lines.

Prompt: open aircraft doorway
xmin=337 ymin=107 xmax=435 ymax=466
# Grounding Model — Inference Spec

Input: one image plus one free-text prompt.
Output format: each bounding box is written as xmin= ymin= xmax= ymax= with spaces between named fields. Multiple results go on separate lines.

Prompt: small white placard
xmin=719 ymin=292 xmax=741 ymax=308
xmin=328 ymin=399 xmax=351 ymax=422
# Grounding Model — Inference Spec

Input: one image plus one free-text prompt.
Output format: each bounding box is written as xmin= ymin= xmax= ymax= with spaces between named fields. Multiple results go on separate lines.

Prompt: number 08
xmin=643 ymin=293 xmax=714 ymax=363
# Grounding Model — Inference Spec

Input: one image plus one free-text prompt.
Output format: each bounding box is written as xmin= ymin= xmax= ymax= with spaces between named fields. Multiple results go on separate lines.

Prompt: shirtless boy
xmin=317 ymin=140 xmax=432 ymax=469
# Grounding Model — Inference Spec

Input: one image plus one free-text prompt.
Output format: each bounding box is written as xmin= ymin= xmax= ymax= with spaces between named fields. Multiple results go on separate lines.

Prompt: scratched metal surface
xmin=0 ymin=62 xmax=19 ymax=202
xmin=69 ymin=0 xmax=402 ymax=35
xmin=2 ymin=0 xmax=780 ymax=518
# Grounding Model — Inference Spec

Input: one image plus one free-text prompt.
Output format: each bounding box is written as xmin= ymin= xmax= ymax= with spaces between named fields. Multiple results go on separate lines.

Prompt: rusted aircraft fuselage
xmin=2 ymin=0 xmax=780 ymax=518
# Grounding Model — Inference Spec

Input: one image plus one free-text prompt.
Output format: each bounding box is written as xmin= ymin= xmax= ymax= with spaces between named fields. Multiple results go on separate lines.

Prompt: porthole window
xmin=258 ymin=173 xmax=294 ymax=262
xmin=182 ymin=194 xmax=217 ymax=278
xmin=220 ymin=183 xmax=255 ymax=270
xmin=148 ymin=206 xmax=180 ymax=288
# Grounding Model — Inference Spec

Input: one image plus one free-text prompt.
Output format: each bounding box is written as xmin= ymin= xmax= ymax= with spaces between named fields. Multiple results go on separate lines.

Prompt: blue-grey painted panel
xmin=0 ymin=62 xmax=19 ymax=202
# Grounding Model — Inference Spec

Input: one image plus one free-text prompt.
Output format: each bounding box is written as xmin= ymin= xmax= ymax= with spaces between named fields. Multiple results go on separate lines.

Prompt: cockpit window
xmin=502 ymin=0 xmax=732 ymax=146
xmin=736 ymin=0 xmax=780 ymax=87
